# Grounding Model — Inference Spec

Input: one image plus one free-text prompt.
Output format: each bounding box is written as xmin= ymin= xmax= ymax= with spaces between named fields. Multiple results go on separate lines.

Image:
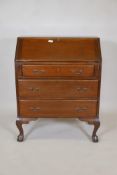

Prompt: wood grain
xmin=19 ymin=100 xmax=97 ymax=118
xmin=22 ymin=64 xmax=95 ymax=77
xmin=15 ymin=37 xmax=102 ymax=142
xmin=18 ymin=79 xmax=99 ymax=99
xmin=15 ymin=37 xmax=101 ymax=62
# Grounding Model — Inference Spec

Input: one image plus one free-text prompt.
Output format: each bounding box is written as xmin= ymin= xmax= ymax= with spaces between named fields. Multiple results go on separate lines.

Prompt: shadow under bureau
xmin=15 ymin=37 xmax=102 ymax=142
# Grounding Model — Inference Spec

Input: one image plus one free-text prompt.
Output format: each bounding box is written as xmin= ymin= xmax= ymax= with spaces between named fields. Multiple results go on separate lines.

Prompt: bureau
xmin=15 ymin=37 xmax=102 ymax=142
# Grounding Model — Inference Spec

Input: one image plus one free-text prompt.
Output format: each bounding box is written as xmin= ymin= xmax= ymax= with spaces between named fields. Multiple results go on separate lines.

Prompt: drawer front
xmin=22 ymin=64 xmax=95 ymax=77
xmin=18 ymin=80 xmax=98 ymax=99
xmin=19 ymin=100 xmax=97 ymax=118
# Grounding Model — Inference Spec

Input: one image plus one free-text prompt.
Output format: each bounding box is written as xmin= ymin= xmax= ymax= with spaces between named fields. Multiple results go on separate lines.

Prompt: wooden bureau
xmin=15 ymin=37 xmax=102 ymax=142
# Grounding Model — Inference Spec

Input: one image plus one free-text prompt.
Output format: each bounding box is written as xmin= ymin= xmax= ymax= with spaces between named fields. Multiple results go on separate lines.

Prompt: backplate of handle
xmin=72 ymin=69 xmax=83 ymax=75
xmin=76 ymin=87 xmax=88 ymax=92
xmin=28 ymin=87 xmax=40 ymax=92
xmin=76 ymin=107 xmax=88 ymax=112
xmin=30 ymin=107 xmax=40 ymax=112
xmin=32 ymin=69 xmax=46 ymax=74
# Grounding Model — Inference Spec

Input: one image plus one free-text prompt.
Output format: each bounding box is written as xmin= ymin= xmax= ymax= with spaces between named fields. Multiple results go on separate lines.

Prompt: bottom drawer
xmin=19 ymin=100 xmax=97 ymax=118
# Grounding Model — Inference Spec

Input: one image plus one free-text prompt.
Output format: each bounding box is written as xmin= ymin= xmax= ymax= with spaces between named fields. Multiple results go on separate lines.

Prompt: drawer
xmin=18 ymin=80 xmax=98 ymax=99
xmin=22 ymin=64 xmax=95 ymax=77
xmin=19 ymin=100 xmax=97 ymax=118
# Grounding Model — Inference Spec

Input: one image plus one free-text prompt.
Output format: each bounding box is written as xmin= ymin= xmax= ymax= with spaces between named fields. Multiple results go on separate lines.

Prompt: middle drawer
xmin=18 ymin=80 xmax=98 ymax=99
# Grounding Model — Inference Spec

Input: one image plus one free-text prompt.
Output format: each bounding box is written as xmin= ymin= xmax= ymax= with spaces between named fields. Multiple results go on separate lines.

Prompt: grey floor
xmin=0 ymin=109 xmax=117 ymax=175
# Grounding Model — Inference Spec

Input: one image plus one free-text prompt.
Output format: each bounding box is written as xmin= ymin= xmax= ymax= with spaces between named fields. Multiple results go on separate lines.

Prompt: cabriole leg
xmin=88 ymin=119 xmax=100 ymax=142
xmin=92 ymin=120 xmax=100 ymax=142
xmin=16 ymin=119 xmax=24 ymax=142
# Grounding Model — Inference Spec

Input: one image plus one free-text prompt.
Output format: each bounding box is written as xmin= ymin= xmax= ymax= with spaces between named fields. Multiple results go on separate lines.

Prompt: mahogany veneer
xmin=15 ymin=37 xmax=102 ymax=142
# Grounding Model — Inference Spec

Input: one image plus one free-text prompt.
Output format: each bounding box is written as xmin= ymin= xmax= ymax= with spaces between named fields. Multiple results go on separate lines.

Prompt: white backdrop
xmin=0 ymin=0 xmax=117 ymax=113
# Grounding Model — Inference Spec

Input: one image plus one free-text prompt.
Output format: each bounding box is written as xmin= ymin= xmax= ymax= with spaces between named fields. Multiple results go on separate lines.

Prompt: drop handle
xmin=76 ymin=107 xmax=88 ymax=112
xmin=32 ymin=69 xmax=46 ymax=74
xmin=28 ymin=87 xmax=40 ymax=92
xmin=76 ymin=87 xmax=88 ymax=92
xmin=72 ymin=69 xmax=83 ymax=75
xmin=30 ymin=107 xmax=40 ymax=112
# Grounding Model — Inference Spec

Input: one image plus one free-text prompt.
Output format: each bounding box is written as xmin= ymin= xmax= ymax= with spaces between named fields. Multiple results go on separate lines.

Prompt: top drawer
xmin=21 ymin=64 xmax=96 ymax=77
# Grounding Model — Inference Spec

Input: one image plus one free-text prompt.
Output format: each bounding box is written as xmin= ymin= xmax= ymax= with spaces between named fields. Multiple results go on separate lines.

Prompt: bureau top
xmin=15 ymin=37 xmax=102 ymax=62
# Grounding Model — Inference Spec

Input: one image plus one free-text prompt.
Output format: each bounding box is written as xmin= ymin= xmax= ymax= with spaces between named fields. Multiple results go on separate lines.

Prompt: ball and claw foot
xmin=17 ymin=134 xmax=24 ymax=142
xmin=92 ymin=135 xmax=98 ymax=143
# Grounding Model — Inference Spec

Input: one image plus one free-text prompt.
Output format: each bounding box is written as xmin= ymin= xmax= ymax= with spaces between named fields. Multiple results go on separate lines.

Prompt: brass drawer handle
xmin=28 ymin=87 xmax=40 ymax=92
xmin=72 ymin=69 xmax=83 ymax=75
xmin=30 ymin=107 xmax=40 ymax=112
xmin=76 ymin=107 xmax=88 ymax=112
xmin=32 ymin=69 xmax=46 ymax=74
xmin=76 ymin=87 xmax=88 ymax=92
